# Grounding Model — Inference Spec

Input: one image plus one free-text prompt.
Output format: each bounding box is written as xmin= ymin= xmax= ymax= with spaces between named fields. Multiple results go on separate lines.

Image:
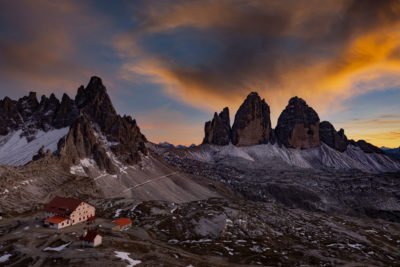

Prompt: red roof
xmin=44 ymin=196 xmax=82 ymax=216
xmin=80 ymin=230 xmax=100 ymax=242
xmin=112 ymin=218 xmax=132 ymax=227
xmin=45 ymin=216 xmax=68 ymax=224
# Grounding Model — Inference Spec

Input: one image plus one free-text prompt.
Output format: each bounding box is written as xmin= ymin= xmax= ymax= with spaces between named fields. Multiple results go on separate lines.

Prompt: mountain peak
xmin=232 ymin=92 xmax=271 ymax=146
xmin=88 ymin=75 xmax=103 ymax=86
xmin=247 ymin=91 xmax=260 ymax=98
xmin=203 ymin=107 xmax=231 ymax=145
xmin=275 ymin=96 xmax=320 ymax=149
xmin=319 ymin=121 xmax=348 ymax=152
xmin=0 ymin=76 xmax=147 ymax=172
xmin=28 ymin=91 xmax=38 ymax=101
xmin=288 ymin=96 xmax=306 ymax=106
xmin=75 ymin=76 xmax=116 ymax=119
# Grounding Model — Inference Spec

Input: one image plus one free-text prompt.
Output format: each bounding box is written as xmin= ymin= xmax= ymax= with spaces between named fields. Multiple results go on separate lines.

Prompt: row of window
xmin=58 ymin=213 xmax=94 ymax=227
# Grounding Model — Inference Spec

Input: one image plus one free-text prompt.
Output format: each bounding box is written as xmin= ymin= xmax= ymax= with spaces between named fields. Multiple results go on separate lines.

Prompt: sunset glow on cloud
xmin=0 ymin=0 xmax=399 ymax=147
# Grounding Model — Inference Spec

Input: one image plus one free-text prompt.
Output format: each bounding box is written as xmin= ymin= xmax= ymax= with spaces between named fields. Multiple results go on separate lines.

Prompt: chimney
xmin=83 ymin=227 xmax=87 ymax=237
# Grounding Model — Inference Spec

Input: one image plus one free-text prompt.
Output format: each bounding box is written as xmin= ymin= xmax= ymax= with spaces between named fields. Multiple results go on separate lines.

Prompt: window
xmin=62 ymin=223 xmax=64 ymax=226
xmin=73 ymin=220 xmax=74 ymax=223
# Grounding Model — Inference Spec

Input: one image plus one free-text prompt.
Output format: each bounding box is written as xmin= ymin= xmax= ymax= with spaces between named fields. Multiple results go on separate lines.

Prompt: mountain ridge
xmin=202 ymin=92 xmax=386 ymax=155
xmin=0 ymin=77 xmax=396 ymax=174
xmin=0 ymin=76 xmax=147 ymax=173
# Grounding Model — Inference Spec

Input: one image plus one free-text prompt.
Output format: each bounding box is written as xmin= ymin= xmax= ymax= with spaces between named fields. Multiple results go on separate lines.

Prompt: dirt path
xmin=122 ymin=172 xmax=178 ymax=193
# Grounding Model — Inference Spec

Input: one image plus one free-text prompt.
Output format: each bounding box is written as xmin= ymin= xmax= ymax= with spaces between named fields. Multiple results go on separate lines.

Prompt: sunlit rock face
xmin=231 ymin=92 xmax=272 ymax=146
xmin=319 ymin=121 xmax=348 ymax=152
xmin=203 ymin=107 xmax=232 ymax=146
xmin=276 ymin=97 xmax=320 ymax=149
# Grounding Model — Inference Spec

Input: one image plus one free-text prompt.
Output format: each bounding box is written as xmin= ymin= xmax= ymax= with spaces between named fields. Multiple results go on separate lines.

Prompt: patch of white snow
xmin=114 ymin=251 xmax=141 ymax=267
xmin=0 ymin=128 xmax=69 ymax=166
xmin=43 ymin=242 xmax=71 ymax=252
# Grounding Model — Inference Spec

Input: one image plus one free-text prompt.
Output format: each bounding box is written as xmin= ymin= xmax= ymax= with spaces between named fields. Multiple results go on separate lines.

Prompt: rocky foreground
xmin=1 ymin=198 xmax=400 ymax=266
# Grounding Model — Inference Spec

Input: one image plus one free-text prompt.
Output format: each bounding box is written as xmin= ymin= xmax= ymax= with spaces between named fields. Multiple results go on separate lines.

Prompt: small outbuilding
xmin=44 ymin=215 xmax=70 ymax=229
xmin=80 ymin=228 xmax=102 ymax=247
xmin=112 ymin=218 xmax=132 ymax=231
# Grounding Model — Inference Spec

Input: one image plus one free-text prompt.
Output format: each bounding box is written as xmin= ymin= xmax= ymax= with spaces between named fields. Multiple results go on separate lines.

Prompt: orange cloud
xmin=134 ymin=105 xmax=204 ymax=145
xmin=349 ymin=131 xmax=400 ymax=148
xmin=339 ymin=119 xmax=400 ymax=147
xmin=115 ymin=0 xmax=400 ymax=131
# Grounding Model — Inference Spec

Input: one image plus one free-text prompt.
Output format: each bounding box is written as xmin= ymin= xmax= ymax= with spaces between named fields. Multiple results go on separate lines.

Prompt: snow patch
xmin=70 ymin=158 xmax=97 ymax=175
xmin=187 ymin=143 xmax=400 ymax=173
xmin=43 ymin=242 xmax=71 ymax=252
xmin=0 ymin=254 xmax=12 ymax=263
xmin=0 ymin=127 xmax=69 ymax=166
xmin=114 ymin=251 xmax=141 ymax=267
xmin=114 ymin=209 xmax=123 ymax=218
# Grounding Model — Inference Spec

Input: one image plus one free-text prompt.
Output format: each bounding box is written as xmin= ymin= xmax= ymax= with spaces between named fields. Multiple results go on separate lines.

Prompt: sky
xmin=0 ymin=0 xmax=399 ymax=148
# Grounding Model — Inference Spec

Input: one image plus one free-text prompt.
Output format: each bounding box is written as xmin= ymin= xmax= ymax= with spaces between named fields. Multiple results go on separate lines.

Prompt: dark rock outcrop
xmin=232 ymin=92 xmax=272 ymax=146
xmin=0 ymin=97 xmax=20 ymax=135
xmin=0 ymin=76 xmax=147 ymax=172
xmin=319 ymin=121 xmax=348 ymax=152
xmin=57 ymin=115 xmax=117 ymax=173
xmin=53 ymin=93 xmax=79 ymax=128
xmin=72 ymin=76 xmax=147 ymax=165
xmin=0 ymin=90 xmax=76 ymax=136
xmin=203 ymin=107 xmax=232 ymax=146
xmin=32 ymin=145 xmax=52 ymax=161
xmin=275 ymin=97 xmax=320 ymax=149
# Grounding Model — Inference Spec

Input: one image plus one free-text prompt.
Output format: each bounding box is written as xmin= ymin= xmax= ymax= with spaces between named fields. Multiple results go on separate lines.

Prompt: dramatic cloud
xmin=115 ymin=0 xmax=400 ymax=124
xmin=340 ymin=117 xmax=400 ymax=147
xmin=1 ymin=0 xmax=399 ymax=146
xmin=0 ymin=0 xmax=105 ymax=97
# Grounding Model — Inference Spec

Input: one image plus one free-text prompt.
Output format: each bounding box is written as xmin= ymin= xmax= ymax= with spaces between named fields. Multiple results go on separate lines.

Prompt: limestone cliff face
xmin=203 ymin=107 xmax=232 ymax=146
xmin=57 ymin=115 xmax=117 ymax=173
xmin=0 ymin=91 xmax=77 ymax=136
xmin=275 ymin=97 xmax=320 ymax=149
xmin=199 ymin=93 xmax=387 ymax=154
xmin=73 ymin=76 xmax=147 ymax=165
xmin=54 ymin=76 xmax=147 ymax=172
xmin=53 ymin=93 xmax=79 ymax=128
xmin=231 ymin=92 xmax=272 ymax=146
xmin=319 ymin=121 xmax=348 ymax=152
xmin=0 ymin=76 xmax=148 ymax=172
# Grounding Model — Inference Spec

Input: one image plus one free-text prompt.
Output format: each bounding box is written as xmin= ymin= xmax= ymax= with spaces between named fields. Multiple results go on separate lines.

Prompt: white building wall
xmin=70 ymin=202 xmax=95 ymax=225
xmin=44 ymin=201 xmax=95 ymax=228
xmin=93 ymin=235 xmax=102 ymax=247
xmin=46 ymin=219 xmax=71 ymax=229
